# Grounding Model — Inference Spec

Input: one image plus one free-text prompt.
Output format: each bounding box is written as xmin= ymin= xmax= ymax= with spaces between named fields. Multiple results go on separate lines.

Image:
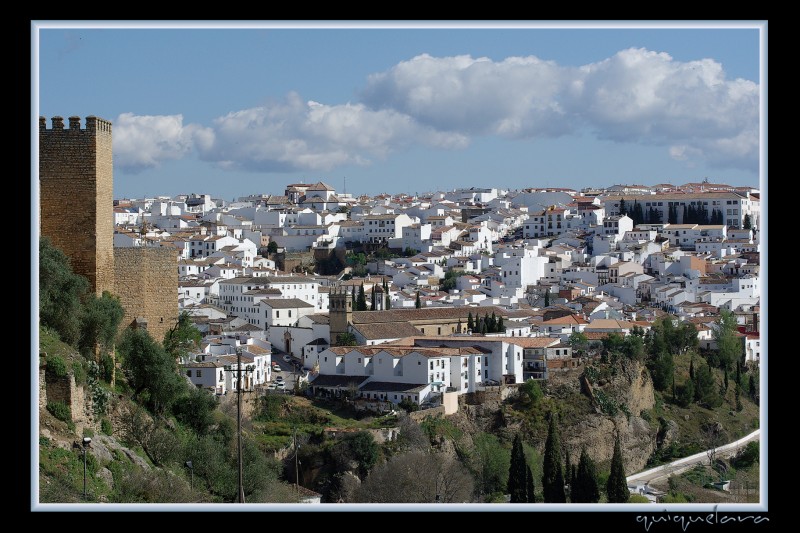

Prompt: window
xmin=276 ymin=310 xmax=280 ymax=318
xmin=197 ymin=370 xmax=202 ymax=378
xmin=187 ymin=370 xmax=192 ymax=377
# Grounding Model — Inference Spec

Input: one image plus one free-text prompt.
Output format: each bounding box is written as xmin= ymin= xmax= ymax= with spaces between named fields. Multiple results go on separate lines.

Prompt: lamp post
xmin=185 ymin=460 xmax=193 ymax=491
xmin=82 ymin=437 xmax=91 ymax=500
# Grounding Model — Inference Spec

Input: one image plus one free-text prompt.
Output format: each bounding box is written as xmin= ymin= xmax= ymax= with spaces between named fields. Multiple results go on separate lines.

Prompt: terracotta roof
xmin=352 ymin=322 xmax=423 ymax=340
xmin=542 ymin=314 xmax=589 ymax=326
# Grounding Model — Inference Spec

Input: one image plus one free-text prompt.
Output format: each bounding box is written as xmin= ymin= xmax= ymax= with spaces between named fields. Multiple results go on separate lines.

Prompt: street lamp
xmin=185 ymin=461 xmax=194 ymax=491
xmin=82 ymin=437 xmax=91 ymax=500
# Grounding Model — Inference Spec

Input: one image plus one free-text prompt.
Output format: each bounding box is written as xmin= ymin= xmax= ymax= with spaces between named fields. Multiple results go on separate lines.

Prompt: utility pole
xmin=294 ymin=427 xmax=300 ymax=495
xmin=237 ymin=349 xmax=245 ymax=503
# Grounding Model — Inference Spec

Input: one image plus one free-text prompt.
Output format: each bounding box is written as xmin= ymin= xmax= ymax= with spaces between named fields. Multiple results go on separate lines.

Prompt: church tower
xmin=329 ymin=286 xmax=354 ymax=345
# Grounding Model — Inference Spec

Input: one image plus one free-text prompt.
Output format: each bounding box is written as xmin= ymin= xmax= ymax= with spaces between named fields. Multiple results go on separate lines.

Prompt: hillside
xmin=38 ymin=323 xmax=759 ymax=504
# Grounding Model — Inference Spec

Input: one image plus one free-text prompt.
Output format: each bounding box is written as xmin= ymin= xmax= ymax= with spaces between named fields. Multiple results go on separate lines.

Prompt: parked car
xmin=276 ymin=381 xmax=286 ymax=389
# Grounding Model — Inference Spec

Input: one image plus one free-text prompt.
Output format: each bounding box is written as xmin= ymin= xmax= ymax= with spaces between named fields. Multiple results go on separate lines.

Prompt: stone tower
xmin=328 ymin=287 xmax=354 ymax=345
xmin=39 ymin=116 xmax=114 ymax=296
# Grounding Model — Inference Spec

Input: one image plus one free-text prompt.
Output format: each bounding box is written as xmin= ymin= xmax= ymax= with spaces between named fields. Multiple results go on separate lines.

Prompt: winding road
xmin=626 ymin=429 xmax=760 ymax=487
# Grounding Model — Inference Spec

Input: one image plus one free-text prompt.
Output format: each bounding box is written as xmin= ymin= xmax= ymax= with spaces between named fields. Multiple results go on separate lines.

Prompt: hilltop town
xmin=38 ymin=116 xmax=761 ymax=505
xmin=114 ymin=180 xmax=760 ymax=401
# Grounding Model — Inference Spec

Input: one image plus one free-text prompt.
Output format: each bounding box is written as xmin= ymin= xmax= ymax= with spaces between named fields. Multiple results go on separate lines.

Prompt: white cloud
xmin=194 ymin=92 xmax=468 ymax=172
xmin=111 ymin=49 xmax=758 ymax=175
xmin=113 ymin=113 xmax=211 ymax=172
xmin=362 ymin=53 xmax=571 ymax=138
xmin=361 ymin=49 xmax=759 ymax=171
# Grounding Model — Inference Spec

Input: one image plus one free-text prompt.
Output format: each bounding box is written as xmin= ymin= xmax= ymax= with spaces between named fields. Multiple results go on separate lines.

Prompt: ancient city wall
xmin=114 ymin=247 xmax=179 ymax=343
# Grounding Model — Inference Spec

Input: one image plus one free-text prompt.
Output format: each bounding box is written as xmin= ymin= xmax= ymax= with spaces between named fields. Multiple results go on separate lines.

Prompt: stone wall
xmin=44 ymin=371 xmax=90 ymax=428
xmin=39 ymin=116 xmax=114 ymax=296
xmin=114 ymin=247 xmax=179 ymax=343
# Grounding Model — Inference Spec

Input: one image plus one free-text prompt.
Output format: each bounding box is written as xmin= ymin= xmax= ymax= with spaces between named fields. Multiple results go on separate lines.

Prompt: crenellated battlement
xmin=39 ymin=115 xmax=112 ymax=134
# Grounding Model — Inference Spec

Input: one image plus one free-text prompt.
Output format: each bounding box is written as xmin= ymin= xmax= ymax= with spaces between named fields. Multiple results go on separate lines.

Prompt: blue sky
xmin=35 ymin=22 xmax=764 ymax=200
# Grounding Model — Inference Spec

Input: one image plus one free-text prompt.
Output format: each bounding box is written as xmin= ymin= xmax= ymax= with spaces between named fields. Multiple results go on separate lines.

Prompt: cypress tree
xmin=682 ymin=205 xmax=688 ymax=224
xmin=385 ymin=294 xmax=391 ymax=310
xmin=467 ymin=312 xmax=474 ymax=332
xmin=526 ymin=464 xmax=536 ymax=503
xmin=749 ymin=374 xmax=757 ymax=400
xmin=743 ymin=214 xmax=752 ymax=230
xmin=735 ymin=382 xmax=743 ymax=411
xmin=542 ymin=414 xmax=566 ymax=502
xmin=564 ymin=450 xmax=573 ymax=501
xmin=508 ymin=434 xmax=527 ymax=503
xmin=497 ymin=316 xmax=505 ymax=333
xmin=724 ymin=368 xmax=729 ymax=392
xmin=480 ymin=320 xmax=487 ymax=335
xmin=544 ymin=290 xmax=550 ymax=307
xmin=689 ymin=356 xmax=695 ymax=380
xmin=573 ymin=447 xmax=600 ymax=503
xmin=415 ymin=290 xmax=421 ymax=309
xmin=357 ymin=283 xmax=367 ymax=311
xmin=606 ymin=434 xmax=629 ymax=503
xmin=489 ymin=312 xmax=497 ymax=333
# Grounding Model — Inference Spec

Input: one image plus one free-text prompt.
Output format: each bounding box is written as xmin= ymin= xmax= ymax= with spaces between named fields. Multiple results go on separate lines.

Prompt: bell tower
xmin=329 ymin=286 xmax=354 ymax=345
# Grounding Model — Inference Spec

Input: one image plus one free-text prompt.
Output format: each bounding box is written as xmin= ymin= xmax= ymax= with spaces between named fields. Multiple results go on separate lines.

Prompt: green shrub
xmin=46 ymin=355 xmax=68 ymax=380
xmin=732 ymin=441 xmax=759 ymax=469
xmin=100 ymin=354 xmax=115 ymax=383
xmin=47 ymin=401 xmax=72 ymax=423
xmin=628 ymin=493 xmax=650 ymax=503
xmin=72 ymin=360 xmax=87 ymax=385
xmin=101 ymin=418 xmax=113 ymax=436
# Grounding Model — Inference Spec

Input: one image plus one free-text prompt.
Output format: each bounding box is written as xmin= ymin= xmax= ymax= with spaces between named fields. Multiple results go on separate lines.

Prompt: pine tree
xmin=467 ymin=312 xmax=474 ymax=332
xmin=573 ymin=447 xmax=600 ymax=503
xmin=508 ymin=434 xmax=528 ymax=503
xmin=526 ymin=464 xmax=536 ymax=503
xmin=606 ymin=434 xmax=629 ymax=503
xmin=542 ymin=414 xmax=566 ymax=502
xmin=415 ymin=291 xmax=421 ymax=309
